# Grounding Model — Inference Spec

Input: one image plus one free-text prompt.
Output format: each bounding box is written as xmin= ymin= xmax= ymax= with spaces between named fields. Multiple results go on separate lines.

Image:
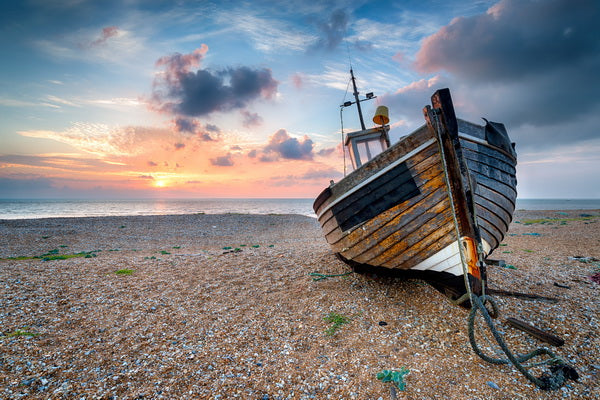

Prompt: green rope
xmin=468 ymin=294 xmax=578 ymax=390
xmin=428 ymin=105 xmax=577 ymax=390
xmin=309 ymin=272 xmax=353 ymax=281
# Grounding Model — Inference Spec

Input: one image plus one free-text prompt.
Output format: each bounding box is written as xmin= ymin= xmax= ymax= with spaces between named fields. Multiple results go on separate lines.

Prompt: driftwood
xmin=487 ymin=288 xmax=558 ymax=303
xmin=505 ymin=317 xmax=565 ymax=347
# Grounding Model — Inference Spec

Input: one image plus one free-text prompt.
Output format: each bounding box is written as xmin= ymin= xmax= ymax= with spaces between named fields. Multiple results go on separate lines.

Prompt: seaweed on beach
xmin=114 ymin=268 xmax=134 ymax=275
xmin=521 ymin=215 xmax=597 ymax=225
xmin=1 ymin=328 xmax=39 ymax=339
xmin=324 ymin=312 xmax=350 ymax=336
xmin=0 ymin=250 xmax=99 ymax=262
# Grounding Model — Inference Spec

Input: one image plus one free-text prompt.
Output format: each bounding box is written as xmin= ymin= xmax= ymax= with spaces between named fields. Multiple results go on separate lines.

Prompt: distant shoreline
xmin=0 ymin=198 xmax=599 ymax=220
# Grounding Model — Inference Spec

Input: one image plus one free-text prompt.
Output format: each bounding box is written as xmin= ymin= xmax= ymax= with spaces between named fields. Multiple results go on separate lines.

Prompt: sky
xmin=0 ymin=0 xmax=598 ymax=199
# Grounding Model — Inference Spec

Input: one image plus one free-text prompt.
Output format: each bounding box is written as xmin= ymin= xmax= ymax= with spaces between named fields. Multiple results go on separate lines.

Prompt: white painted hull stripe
xmin=407 ymin=239 xmax=492 ymax=277
xmin=317 ymin=138 xmax=437 ymax=219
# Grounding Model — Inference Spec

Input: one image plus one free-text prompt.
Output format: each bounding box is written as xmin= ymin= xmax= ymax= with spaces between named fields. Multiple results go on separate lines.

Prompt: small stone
xmin=487 ymin=381 xmax=500 ymax=390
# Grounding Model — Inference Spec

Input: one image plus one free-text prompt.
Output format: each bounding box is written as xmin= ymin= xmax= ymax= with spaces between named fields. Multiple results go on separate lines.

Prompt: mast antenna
xmin=340 ymin=69 xmax=376 ymax=131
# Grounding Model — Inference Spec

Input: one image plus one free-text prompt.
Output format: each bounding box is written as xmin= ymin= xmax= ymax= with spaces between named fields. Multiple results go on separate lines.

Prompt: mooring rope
xmin=309 ymin=271 xmax=353 ymax=281
xmin=429 ymin=107 xmax=576 ymax=390
xmin=468 ymin=295 xmax=577 ymax=390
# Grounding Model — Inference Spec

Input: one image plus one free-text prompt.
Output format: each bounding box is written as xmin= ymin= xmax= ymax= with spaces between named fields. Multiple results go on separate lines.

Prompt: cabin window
xmin=357 ymin=141 xmax=370 ymax=164
xmin=345 ymin=126 xmax=390 ymax=170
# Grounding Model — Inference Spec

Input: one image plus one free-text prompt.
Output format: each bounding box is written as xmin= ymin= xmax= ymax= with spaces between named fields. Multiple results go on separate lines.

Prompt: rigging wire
xmin=340 ymin=77 xmax=352 ymax=177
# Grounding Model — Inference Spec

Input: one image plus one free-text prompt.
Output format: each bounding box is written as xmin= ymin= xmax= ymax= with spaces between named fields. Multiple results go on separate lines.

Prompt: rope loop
xmin=468 ymin=294 xmax=578 ymax=390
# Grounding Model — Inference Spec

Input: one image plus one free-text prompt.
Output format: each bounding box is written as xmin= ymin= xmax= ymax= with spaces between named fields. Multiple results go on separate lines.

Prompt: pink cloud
xmin=90 ymin=26 xmax=120 ymax=47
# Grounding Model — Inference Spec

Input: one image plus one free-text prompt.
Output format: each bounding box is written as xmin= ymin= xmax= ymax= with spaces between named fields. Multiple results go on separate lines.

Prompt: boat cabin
xmin=344 ymin=125 xmax=390 ymax=170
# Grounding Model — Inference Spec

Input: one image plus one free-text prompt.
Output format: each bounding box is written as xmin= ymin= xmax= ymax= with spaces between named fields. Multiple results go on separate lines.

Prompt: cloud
xmin=415 ymin=0 xmax=598 ymax=82
xmin=411 ymin=0 xmax=600 ymax=132
xmin=297 ymin=168 xmax=343 ymax=180
xmin=18 ymin=123 xmax=190 ymax=158
xmin=90 ymin=26 xmax=120 ymax=47
xmin=210 ymin=153 xmax=234 ymax=167
xmin=174 ymin=142 xmax=185 ymax=150
xmin=173 ymin=117 xmax=218 ymax=141
xmin=317 ymin=147 xmax=335 ymax=157
xmin=217 ymin=12 xmax=316 ymax=53
xmin=260 ymin=129 xmax=314 ymax=161
xmin=377 ymin=0 xmax=600 ymax=152
xmin=291 ymin=73 xmax=303 ymax=89
xmin=0 ymin=154 xmax=127 ymax=172
xmin=147 ymin=161 xmax=158 ymax=167
xmin=173 ymin=117 xmax=199 ymax=134
xmin=241 ymin=111 xmax=263 ymax=128
xmin=151 ymin=46 xmax=278 ymax=117
xmin=205 ymin=124 xmax=220 ymax=133
xmin=310 ymin=9 xmax=349 ymax=51
xmin=34 ymin=24 xmax=147 ymax=67
xmin=378 ymin=75 xmax=449 ymax=130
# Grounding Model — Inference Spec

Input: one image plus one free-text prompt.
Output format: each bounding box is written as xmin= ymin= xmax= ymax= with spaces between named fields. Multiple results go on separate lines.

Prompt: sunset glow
xmin=1 ymin=0 xmax=598 ymax=199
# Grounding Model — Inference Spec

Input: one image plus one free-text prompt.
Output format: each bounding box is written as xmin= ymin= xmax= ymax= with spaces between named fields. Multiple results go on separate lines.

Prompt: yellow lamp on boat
xmin=373 ymin=105 xmax=389 ymax=125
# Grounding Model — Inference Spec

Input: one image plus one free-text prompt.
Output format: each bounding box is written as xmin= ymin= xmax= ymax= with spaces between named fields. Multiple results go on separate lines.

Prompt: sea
xmin=0 ymin=198 xmax=598 ymax=220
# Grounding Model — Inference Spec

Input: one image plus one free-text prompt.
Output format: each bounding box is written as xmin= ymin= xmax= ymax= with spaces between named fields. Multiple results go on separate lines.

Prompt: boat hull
xmin=313 ymin=91 xmax=517 ymax=301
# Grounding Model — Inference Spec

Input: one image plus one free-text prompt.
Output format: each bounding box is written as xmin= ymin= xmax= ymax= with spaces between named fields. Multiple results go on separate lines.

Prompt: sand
xmin=0 ymin=210 xmax=598 ymax=399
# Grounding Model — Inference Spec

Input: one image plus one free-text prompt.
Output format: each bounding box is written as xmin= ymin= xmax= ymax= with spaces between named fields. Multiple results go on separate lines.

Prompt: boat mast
xmin=350 ymin=68 xmax=366 ymax=130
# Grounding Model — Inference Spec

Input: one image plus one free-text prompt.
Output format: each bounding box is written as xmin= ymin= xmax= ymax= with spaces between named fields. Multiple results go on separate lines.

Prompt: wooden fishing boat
xmin=313 ymin=72 xmax=517 ymax=302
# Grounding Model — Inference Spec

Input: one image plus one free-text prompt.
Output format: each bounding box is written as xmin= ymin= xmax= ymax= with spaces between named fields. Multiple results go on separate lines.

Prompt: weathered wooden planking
xmin=382 ymin=221 xmax=456 ymax=269
xmin=324 ymin=162 xmax=447 ymax=247
xmin=328 ymin=127 xmax=435 ymax=199
xmin=331 ymin=161 xmax=419 ymax=232
xmin=317 ymin=140 xmax=439 ymax=226
xmin=470 ymin=173 xmax=517 ymax=201
xmin=474 ymin=202 xmax=509 ymax=234
xmin=428 ymin=90 xmax=479 ymax=244
xmin=319 ymin=143 xmax=442 ymax=241
xmin=474 ymin=186 xmax=515 ymax=223
xmin=313 ymin=187 xmax=332 ymax=213
xmin=461 ymin=140 xmax=517 ymax=173
xmin=355 ymin=197 xmax=453 ymax=266
xmin=338 ymin=187 xmax=451 ymax=261
xmin=333 ymin=173 xmax=449 ymax=253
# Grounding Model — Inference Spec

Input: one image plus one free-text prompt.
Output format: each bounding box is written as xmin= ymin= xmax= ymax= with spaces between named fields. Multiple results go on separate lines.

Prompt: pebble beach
xmin=1 ymin=210 xmax=599 ymax=399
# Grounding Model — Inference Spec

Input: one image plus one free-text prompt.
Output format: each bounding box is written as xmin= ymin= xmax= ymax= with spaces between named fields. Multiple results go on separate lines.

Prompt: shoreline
xmin=1 ymin=210 xmax=598 ymax=398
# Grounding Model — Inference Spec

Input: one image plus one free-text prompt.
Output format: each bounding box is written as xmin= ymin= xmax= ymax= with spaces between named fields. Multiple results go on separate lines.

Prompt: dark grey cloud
xmin=310 ymin=9 xmax=349 ymax=51
xmin=152 ymin=48 xmax=278 ymax=118
xmin=173 ymin=117 xmax=217 ymax=141
xmin=174 ymin=117 xmax=198 ymax=134
xmin=147 ymin=161 xmax=158 ymax=167
xmin=415 ymin=0 xmax=599 ymax=83
xmin=174 ymin=142 xmax=185 ymax=150
xmin=210 ymin=153 xmax=234 ymax=167
xmin=261 ymin=129 xmax=314 ymax=161
xmin=381 ymin=0 xmax=600 ymax=149
xmin=317 ymin=147 xmax=335 ymax=157
xmin=205 ymin=124 xmax=220 ymax=133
